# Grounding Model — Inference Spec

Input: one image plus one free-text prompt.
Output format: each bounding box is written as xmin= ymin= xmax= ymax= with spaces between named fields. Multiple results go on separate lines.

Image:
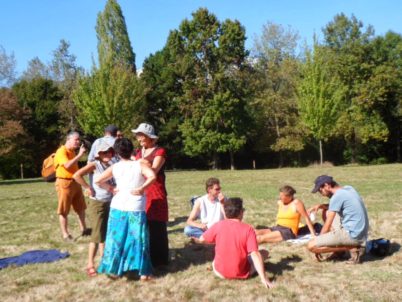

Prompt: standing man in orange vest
xmin=54 ymin=131 xmax=88 ymax=241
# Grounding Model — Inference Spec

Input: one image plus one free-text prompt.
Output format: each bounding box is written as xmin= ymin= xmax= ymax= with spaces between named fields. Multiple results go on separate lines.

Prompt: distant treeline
xmin=1 ymin=1 xmax=401 ymax=179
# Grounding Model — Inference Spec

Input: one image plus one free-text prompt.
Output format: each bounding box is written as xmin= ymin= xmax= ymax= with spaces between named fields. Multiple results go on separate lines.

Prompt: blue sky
xmin=1 ymin=0 xmax=401 ymax=75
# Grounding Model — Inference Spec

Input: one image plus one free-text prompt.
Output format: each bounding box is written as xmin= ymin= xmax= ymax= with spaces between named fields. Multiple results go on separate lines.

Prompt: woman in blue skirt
xmin=95 ymin=138 xmax=156 ymax=280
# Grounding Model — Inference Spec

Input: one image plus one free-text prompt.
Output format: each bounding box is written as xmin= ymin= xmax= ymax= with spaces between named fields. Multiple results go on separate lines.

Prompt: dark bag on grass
xmin=366 ymin=238 xmax=390 ymax=257
xmin=41 ymin=153 xmax=57 ymax=182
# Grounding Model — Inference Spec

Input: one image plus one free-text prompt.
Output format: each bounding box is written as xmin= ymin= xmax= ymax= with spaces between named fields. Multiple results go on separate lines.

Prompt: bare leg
xmin=59 ymin=214 xmax=69 ymax=238
xmin=257 ymin=230 xmax=284 ymax=244
xmin=88 ymin=242 xmax=98 ymax=269
xmin=98 ymin=243 xmax=105 ymax=258
xmin=255 ymin=229 xmax=272 ymax=236
xmin=76 ymin=210 xmax=87 ymax=232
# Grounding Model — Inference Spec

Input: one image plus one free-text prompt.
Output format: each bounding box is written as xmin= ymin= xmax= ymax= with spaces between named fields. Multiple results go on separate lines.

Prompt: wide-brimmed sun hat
xmin=131 ymin=123 xmax=158 ymax=139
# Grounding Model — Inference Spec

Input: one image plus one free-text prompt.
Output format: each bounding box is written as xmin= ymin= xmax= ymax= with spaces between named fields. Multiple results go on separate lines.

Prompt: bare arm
xmin=320 ymin=210 xmax=336 ymax=234
xmin=73 ymin=162 xmax=96 ymax=196
xmin=64 ymin=144 xmax=86 ymax=170
xmin=186 ymin=199 xmax=207 ymax=230
xmin=308 ymin=203 xmax=329 ymax=214
xmin=295 ymin=199 xmax=316 ymax=236
xmin=131 ymin=163 xmax=157 ymax=195
xmin=250 ymin=251 xmax=274 ymax=289
xmin=151 ymin=155 xmax=166 ymax=174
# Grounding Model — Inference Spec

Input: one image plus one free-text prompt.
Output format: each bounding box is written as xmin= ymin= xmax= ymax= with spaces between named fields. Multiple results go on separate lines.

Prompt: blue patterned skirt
xmin=97 ymin=209 xmax=153 ymax=276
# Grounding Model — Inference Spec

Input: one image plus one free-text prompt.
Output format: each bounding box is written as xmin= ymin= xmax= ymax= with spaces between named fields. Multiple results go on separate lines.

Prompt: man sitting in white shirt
xmin=184 ymin=177 xmax=226 ymax=238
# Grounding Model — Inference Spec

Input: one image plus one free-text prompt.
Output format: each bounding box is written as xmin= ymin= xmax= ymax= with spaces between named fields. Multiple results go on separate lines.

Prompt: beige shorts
xmin=315 ymin=227 xmax=364 ymax=247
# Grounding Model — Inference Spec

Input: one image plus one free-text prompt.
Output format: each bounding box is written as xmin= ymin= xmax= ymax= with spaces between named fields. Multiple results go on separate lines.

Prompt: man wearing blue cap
xmin=307 ymin=175 xmax=369 ymax=264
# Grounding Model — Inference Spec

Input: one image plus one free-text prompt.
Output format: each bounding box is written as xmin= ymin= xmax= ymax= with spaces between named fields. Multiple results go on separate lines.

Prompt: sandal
xmin=86 ymin=267 xmax=97 ymax=277
xmin=346 ymin=246 xmax=365 ymax=265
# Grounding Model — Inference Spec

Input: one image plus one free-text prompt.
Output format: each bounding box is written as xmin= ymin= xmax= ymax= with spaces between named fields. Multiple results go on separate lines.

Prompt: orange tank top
xmin=276 ymin=200 xmax=301 ymax=235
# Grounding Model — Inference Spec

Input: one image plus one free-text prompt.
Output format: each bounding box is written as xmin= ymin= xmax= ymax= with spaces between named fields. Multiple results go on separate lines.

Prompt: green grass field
xmin=1 ymin=164 xmax=401 ymax=301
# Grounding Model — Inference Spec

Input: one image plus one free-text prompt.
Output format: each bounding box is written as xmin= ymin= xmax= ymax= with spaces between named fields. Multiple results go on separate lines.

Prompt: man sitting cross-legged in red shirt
xmin=193 ymin=197 xmax=274 ymax=289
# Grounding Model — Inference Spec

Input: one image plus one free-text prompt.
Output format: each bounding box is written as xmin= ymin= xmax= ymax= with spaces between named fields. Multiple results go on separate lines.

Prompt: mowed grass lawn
xmin=1 ymin=164 xmax=402 ymax=302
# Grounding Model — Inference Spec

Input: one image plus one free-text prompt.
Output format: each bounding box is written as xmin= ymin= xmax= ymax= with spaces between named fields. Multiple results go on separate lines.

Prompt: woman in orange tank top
xmin=256 ymin=185 xmax=316 ymax=244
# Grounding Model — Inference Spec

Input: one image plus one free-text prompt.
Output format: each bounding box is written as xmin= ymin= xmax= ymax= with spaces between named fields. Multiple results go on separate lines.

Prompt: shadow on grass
xmin=168 ymin=227 xmax=184 ymax=235
xmin=167 ymin=216 xmax=187 ymax=227
xmin=266 ymin=254 xmax=303 ymax=279
xmin=155 ymin=244 xmax=214 ymax=276
xmin=0 ymin=178 xmax=44 ymax=185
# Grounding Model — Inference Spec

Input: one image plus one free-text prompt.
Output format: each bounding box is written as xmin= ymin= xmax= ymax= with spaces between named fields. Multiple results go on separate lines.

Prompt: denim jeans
xmin=184 ymin=225 xmax=204 ymax=238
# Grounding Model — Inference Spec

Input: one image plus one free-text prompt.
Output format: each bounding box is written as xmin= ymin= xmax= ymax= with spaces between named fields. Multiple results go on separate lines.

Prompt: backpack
xmin=366 ymin=238 xmax=391 ymax=257
xmin=41 ymin=153 xmax=57 ymax=182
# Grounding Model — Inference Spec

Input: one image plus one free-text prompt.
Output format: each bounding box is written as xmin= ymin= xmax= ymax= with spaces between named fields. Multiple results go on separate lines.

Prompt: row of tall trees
xmin=1 ymin=0 xmax=401 ymax=179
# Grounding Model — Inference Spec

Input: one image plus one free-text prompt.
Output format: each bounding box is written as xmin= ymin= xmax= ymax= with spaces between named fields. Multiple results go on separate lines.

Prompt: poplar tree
xmin=74 ymin=0 xmax=142 ymax=136
xmin=96 ymin=0 xmax=136 ymax=72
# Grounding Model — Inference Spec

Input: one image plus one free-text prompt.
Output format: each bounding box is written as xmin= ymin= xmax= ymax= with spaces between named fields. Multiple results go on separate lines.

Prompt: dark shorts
xmin=87 ymin=199 xmax=111 ymax=243
xmin=269 ymin=225 xmax=296 ymax=240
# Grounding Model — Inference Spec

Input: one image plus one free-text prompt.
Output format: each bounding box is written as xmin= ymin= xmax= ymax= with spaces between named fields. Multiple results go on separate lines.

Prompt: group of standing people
xmin=52 ymin=123 xmax=370 ymax=287
xmin=53 ymin=123 xmax=169 ymax=280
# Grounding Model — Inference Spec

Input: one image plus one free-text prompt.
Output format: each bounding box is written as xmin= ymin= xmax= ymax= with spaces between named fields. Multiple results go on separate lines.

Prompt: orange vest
xmin=276 ymin=200 xmax=301 ymax=235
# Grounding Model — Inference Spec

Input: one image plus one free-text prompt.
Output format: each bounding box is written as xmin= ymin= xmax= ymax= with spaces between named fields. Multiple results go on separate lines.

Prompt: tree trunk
xmin=319 ymin=139 xmax=323 ymax=166
xmin=212 ymin=152 xmax=219 ymax=170
xmin=229 ymin=150 xmax=235 ymax=170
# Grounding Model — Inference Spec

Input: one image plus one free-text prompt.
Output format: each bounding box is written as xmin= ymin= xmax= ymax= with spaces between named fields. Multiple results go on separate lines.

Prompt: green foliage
xmin=73 ymin=64 xmax=143 ymax=136
xmin=251 ymin=22 xmax=304 ymax=163
xmin=168 ymin=8 xmax=252 ymax=168
xmin=50 ymin=39 xmax=83 ymax=132
xmin=298 ymin=44 xmax=344 ymax=142
xmin=12 ymin=78 xmax=63 ymax=176
xmin=96 ymin=0 xmax=136 ymax=72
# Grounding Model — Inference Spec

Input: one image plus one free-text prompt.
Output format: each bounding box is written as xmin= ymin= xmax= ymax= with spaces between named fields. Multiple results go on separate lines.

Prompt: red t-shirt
xmin=134 ymin=147 xmax=168 ymax=222
xmin=203 ymin=219 xmax=258 ymax=279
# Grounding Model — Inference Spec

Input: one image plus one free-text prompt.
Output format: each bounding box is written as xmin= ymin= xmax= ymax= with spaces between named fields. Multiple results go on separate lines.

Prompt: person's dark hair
xmin=113 ymin=138 xmax=133 ymax=159
xmin=280 ymin=185 xmax=296 ymax=196
xmin=224 ymin=197 xmax=244 ymax=219
xmin=326 ymin=180 xmax=338 ymax=188
xmin=205 ymin=177 xmax=220 ymax=192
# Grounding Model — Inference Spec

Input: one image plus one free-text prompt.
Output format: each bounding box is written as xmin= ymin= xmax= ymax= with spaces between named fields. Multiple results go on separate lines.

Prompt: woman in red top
xmin=132 ymin=123 xmax=169 ymax=267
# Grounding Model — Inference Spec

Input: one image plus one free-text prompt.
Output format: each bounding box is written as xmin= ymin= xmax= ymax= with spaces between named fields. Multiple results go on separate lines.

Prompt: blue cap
xmin=312 ymin=175 xmax=333 ymax=193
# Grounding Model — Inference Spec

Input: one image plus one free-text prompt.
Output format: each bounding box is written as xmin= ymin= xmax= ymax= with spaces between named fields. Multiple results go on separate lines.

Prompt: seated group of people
xmin=184 ymin=176 xmax=369 ymax=288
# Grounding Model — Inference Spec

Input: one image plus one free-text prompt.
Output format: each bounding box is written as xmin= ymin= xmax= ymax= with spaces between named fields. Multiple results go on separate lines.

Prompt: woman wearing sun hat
xmin=132 ymin=123 xmax=169 ymax=267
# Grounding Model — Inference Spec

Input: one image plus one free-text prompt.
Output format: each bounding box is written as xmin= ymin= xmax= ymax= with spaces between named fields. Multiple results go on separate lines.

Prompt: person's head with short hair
xmin=65 ymin=131 xmax=80 ymax=150
xmin=279 ymin=185 xmax=296 ymax=204
xmin=116 ymin=130 xmax=124 ymax=139
xmin=104 ymin=125 xmax=118 ymax=137
xmin=113 ymin=138 xmax=133 ymax=160
xmin=224 ymin=197 xmax=244 ymax=219
xmin=205 ymin=177 xmax=221 ymax=197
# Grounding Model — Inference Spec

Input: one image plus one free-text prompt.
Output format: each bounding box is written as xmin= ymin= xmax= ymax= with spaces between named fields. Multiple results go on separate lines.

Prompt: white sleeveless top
xmin=110 ymin=160 xmax=145 ymax=212
xmin=198 ymin=194 xmax=224 ymax=228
